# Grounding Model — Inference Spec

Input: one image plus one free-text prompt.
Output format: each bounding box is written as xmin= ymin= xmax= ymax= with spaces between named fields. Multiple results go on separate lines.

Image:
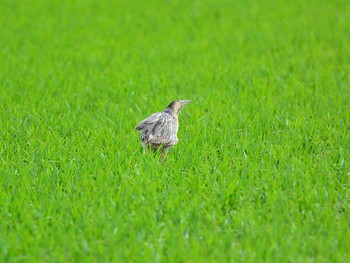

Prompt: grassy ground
xmin=1 ymin=0 xmax=350 ymax=262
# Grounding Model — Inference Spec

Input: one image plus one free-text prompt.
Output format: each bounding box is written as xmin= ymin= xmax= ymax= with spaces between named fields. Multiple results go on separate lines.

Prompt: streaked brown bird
xmin=136 ymin=100 xmax=191 ymax=155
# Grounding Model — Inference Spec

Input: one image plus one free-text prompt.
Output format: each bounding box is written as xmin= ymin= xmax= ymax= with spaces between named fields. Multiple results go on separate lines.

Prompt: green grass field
xmin=1 ymin=0 xmax=350 ymax=262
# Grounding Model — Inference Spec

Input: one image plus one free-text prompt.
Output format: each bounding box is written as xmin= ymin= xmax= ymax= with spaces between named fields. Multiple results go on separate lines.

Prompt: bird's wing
xmin=148 ymin=113 xmax=178 ymax=146
xmin=135 ymin=113 xmax=162 ymax=131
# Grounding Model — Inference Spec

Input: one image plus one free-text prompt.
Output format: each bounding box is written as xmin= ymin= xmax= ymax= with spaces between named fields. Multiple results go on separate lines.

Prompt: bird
xmin=136 ymin=100 xmax=191 ymax=156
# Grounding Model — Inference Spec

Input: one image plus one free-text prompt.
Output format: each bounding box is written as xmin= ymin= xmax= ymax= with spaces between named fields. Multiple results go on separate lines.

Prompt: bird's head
xmin=165 ymin=100 xmax=191 ymax=115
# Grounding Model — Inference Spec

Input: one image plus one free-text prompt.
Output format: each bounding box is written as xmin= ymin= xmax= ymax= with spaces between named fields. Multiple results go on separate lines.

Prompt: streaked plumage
xmin=136 ymin=100 xmax=190 ymax=155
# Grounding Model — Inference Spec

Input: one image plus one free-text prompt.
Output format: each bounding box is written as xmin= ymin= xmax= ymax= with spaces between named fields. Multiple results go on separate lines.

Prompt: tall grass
xmin=1 ymin=0 xmax=349 ymax=262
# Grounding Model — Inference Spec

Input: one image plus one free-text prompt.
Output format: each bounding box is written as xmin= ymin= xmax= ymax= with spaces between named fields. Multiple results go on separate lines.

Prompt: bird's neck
xmin=164 ymin=108 xmax=179 ymax=118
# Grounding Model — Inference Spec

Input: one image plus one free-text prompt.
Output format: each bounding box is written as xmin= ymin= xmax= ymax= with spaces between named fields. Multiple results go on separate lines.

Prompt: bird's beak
xmin=181 ymin=100 xmax=191 ymax=105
